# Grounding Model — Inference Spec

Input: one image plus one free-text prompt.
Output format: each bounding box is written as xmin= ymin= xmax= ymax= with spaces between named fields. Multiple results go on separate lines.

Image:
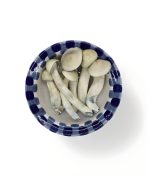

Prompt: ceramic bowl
xmin=25 ymin=40 xmax=122 ymax=136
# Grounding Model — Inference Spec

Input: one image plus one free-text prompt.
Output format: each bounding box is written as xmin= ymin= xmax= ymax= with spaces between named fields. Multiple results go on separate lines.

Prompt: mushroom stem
xmin=69 ymin=81 xmax=78 ymax=112
xmin=46 ymin=81 xmax=63 ymax=114
xmin=78 ymin=49 xmax=98 ymax=104
xmin=69 ymin=81 xmax=78 ymax=98
xmin=51 ymin=66 xmax=93 ymax=116
xmin=60 ymin=78 xmax=80 ymax=120
xmin=78 ymin=67 xmax=90 ymax=103
xmin=42 ymin=70 xmax=63 ymax=115
xmin=86 ymin=76 xmax=105 ymax=112
xmin=63 ymin=78 xmax=69 ymax=87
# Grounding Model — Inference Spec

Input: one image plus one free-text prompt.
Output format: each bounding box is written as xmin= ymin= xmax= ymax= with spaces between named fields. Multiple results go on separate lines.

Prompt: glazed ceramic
xmin=25 ymin=40 xmax=122 ymax=136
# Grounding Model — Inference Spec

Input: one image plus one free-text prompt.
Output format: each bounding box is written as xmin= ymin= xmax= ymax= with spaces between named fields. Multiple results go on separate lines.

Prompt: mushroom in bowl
xmin=25 ymin=40 xmax=122 ymax=136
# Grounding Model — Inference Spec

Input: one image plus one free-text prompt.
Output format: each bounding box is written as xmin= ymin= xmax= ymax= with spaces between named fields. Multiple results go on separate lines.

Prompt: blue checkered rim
xmin=25 ymin=40 xmax=122 ymax=136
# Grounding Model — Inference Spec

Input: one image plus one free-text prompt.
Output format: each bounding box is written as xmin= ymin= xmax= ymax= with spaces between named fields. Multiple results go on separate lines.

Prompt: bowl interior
xmin=37 ymin=67 xmax=111 ymax=126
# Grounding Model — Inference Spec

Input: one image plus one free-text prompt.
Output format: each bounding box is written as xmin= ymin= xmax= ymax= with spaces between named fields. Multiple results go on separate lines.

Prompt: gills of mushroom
xmin=62 ymin=70 xmax=78 ymax=112
xmin=46 ymin=59 xmax=93 ymax=117
xmin=60 ymin=78 xmax=80 ymax=120
xmin=86 ymin=59 xmax=111 ymax=112
xmin=41 ymin=70 xmax=63 ymax=114
xmin=61 ymin=47 xmax=82 ymax=71
xmin=78 ymin=49 xmax=98 ymax=103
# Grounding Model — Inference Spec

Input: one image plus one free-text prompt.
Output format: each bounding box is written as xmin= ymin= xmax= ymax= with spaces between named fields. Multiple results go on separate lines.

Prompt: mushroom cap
xmin=61 ymin=47 xmax=82 ymax=71
xmin=42 ymin=70 xmax=53 ymax=81
xmin=82 ymin=49 xmax=98 ymax=68
xmin=88 ymin=59 xmax=111 ymax=77
xmin=46 ymin=59 xmax=58 ymax=74
xmin=62 ymin=70 xmax=78 ymax=81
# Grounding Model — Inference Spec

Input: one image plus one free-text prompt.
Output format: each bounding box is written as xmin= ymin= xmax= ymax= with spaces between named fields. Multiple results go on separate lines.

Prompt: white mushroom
xmin=62 ymin=70 xmax=78 ymax=81
xmin=61 ymin=47 xmax=82 ymax=71
xmin=46 ymin=59 xmax=93 ymax=116
xmin=78 ymin=49 xmax=97 ymax=103
xmin=88 ymin=59 xmax=111 ymax=77
xmin=86 ymin=76 xmax=105 ymax=112
xmin=60 ymin=78 xmax=80 ymax=120
xmin=82 ymin=49 xmax=98 ymax=68
xmin=41 ymin=70 xmax=63 ymax=114
xmin=86 ymin=59 xmax=111 ymax=112
xmin=62 ymin=70 xmax=78 ymax=112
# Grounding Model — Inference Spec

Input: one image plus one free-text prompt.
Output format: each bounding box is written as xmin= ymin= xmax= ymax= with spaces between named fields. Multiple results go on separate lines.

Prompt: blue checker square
xmin=30 ymin=105 xmax=39 ymax=114
xmin=37 ymin=118 xmax=45 ymax=126
xmin=105 ymin=56 xmax=114 ymax=64
xmin=92 ymin=121 xmax=103 ymax=131
xmin=79 ymin=126 xmax=89 ymax=136
xmin=40 ymin=61 xmax=46 ymax=68
xmin=26 ymin=76 xmax=33 ymax=86
xmin=113 ymin=84 xmax=122 ymax=93
xmin=51 ymin=43 xmax=61 ymax=52
xmin=95 ymin=47 xmax=103 ymax=56
xmin=29 ymin=61 xmax=37 ymax=71
xmin=84 ymin=120 xmax=92 ymax=126
xmin=112 ymin=70 xmax=121 ymax=79
xmin=92 ymin=120 xmax=103 ymax=131
xmin=111 ymin=98 xmax=120 ymax=107
xmin=63 ymin=127 xmax=73 ymax=136
xmin=71 ymin=124 xmax=79 ymax=128
xmin=66 ymin=40 xmax=75 ymax=48
xmin=37 ymin=115 xmax=47 ymax=126
xmin=104 ymin=111 xmax=113 ymax=120
xmin=25 ymin=40 xmax=122 ymax=136
xmin=39 ymin=50 xmax=48 ymax=60
xmin=80 ymin=41 xmax=91 ymax=50
xmin=26 ymin=91 xmax=34 ymax=100
xmin=40 ymin=115 xmax=47 ymax=122
xmin=50 ymin=124 xmax=59 ymax=133
xmin=117 ymin=70 xmax=120 ymax=77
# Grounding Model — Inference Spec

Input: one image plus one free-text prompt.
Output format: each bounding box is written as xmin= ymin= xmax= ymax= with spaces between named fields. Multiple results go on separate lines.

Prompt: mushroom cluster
xmin=42 ymin=48 xmax=111 ymax=120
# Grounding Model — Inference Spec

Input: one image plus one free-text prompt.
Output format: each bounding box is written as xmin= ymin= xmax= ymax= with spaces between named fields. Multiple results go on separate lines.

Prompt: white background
xmin=0 ymin=0 xmax=147 ymax=175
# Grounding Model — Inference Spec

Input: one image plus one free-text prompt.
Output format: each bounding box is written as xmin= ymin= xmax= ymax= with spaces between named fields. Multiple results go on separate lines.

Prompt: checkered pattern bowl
xmin=25 ymin=40 xmax=122 ymax=136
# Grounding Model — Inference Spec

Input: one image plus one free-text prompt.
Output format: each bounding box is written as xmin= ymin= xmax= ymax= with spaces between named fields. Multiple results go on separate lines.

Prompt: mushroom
xmin=78 ymin=49 xmax=97 ymax=103
xmin=61 ymin=47 xmax=82 ymax=71
xmin=88 ymin=59 xmax=111 ymax=77
xmin=86 ymin=59 xmax=111 ymax=112
xmin=41 ymin=70 xmax=63 ymax=114
xmin=60 ymin=78 xmax=80 ymax=120
xmin=62 ymin=70 xmax=78 ymax=112
xmin=62 ymin=70 xmax=78 ymax=82
xmin=86 ymin=76 xmax=105 ymax=112
xmin=46 ymin=59 xmax=93 ymax=116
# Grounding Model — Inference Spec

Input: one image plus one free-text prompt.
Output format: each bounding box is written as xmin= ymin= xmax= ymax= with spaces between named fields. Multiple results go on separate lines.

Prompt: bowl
xmin=25 ymin=40 xmax=122 ymax=136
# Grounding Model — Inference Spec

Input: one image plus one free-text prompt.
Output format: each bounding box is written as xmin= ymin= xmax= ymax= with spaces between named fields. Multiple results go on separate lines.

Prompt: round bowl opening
xmin=25 ymin=40 xmax=122 ymax=136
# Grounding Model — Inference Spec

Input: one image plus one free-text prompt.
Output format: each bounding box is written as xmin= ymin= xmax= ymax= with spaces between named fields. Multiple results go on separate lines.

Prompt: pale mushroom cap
xmin=61 ymin=47 xmax=82 ymax=71
xmin=62 ymin=70 xmax=78 ymax=81
xmin=82 ymin=49 xmax=98 ymax=68
xmin=46 ymin=59 xmax=58 ymax=74
xmin=88 ymin=59 xmax=111 ymax=77
xmin=42 ymin=70 xmax=53 ymax=81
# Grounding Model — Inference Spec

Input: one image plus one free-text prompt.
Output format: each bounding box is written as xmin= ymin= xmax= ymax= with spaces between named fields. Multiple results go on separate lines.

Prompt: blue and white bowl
xmin=25 ymin=40 xmax=122 ymax=136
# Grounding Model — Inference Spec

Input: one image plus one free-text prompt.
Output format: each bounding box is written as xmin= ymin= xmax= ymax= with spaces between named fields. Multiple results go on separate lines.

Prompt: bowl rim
xmin=25 ymin=40 xmax=122 ymax=136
